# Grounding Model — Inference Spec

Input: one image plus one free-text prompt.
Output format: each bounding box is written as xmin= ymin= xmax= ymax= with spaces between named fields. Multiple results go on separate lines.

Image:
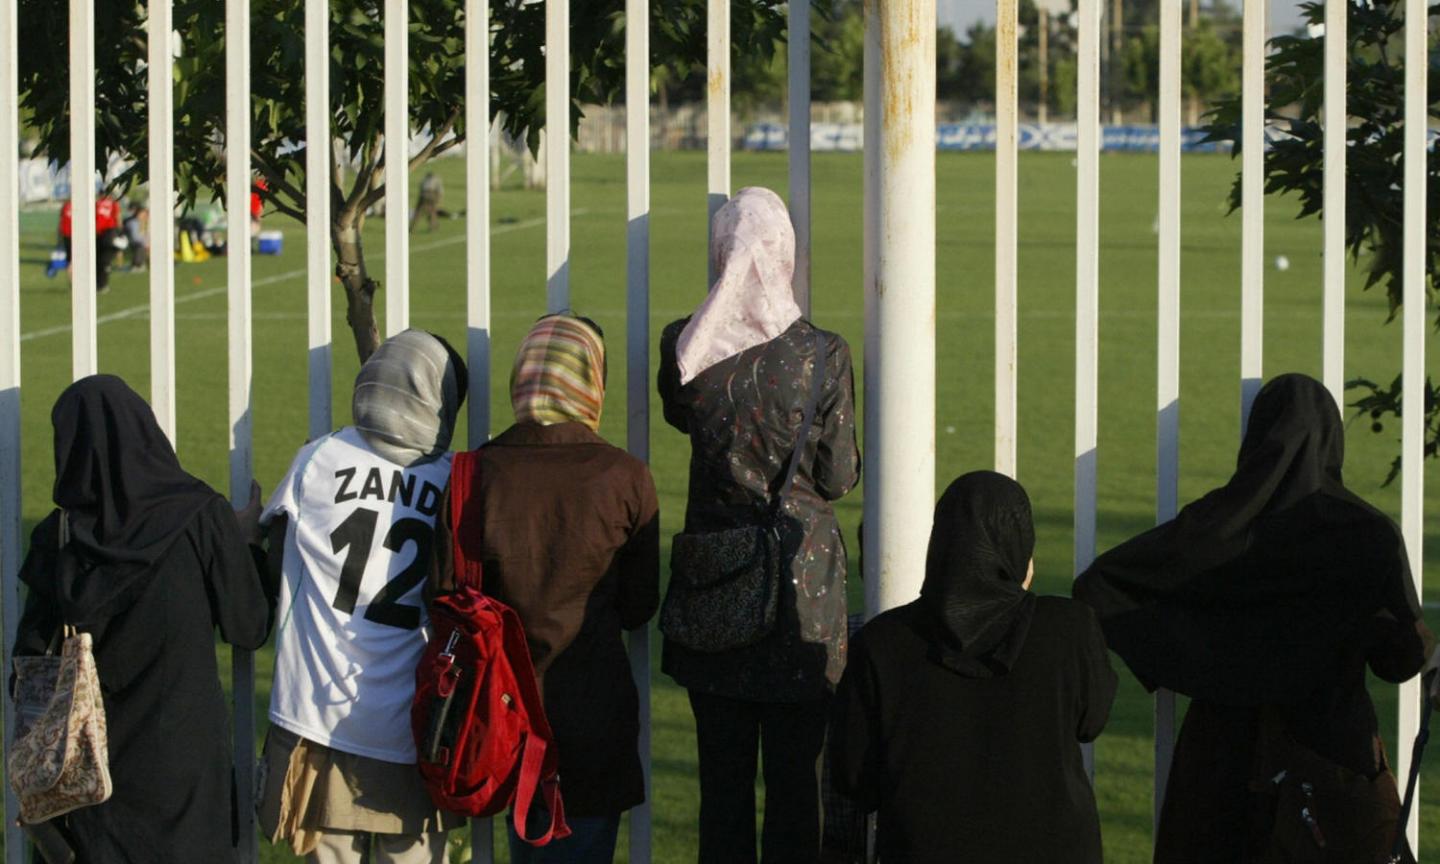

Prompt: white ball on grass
xmin=1275 ymin=255 xmax=1290 ymax=271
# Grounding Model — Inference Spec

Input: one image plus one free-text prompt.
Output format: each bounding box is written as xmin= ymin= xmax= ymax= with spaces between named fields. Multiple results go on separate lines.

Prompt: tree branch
xmin=344 ymin=132 xmax=384 ymax=216
xmin=407 ymin=109 xmax=463 ymax=173
xmin=250 ymin=149 xmax=308 ymax=216
xmin=266 ymin=197 xmax=308 ymax=224
xmin=356 ymin=163 xmax=389 ymax=215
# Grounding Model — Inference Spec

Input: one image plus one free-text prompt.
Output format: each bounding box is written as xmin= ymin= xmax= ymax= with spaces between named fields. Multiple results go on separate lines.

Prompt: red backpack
xmin=411 ymin=450 xmax=571 ymax=845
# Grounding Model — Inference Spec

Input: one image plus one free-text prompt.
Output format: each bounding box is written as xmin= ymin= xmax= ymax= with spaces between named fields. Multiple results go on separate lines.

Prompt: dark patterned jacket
xmin=659 ymin=318 xmax=861 ymax=702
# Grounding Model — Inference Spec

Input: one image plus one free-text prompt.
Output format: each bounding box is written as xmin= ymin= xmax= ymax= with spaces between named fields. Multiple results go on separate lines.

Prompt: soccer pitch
xmin=11 ymin=150 xmax=1440 ymax=861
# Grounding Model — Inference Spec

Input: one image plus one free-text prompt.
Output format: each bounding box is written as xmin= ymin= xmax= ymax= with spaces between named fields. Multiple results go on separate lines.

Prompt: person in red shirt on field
xmin=59 ymin=195 xmax=124 ymax=293
xmin=250 ymin=177 xmax=267 ymax=236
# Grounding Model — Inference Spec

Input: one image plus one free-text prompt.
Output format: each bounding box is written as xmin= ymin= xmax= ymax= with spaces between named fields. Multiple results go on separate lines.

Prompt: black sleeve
xmin=1075 ymin=605 xmax=1119 ymax=743
xmin=13 ymin=512 xmax=63 ymax=666
xmin=1367 ymin=529 xmax=1431 ymax=683
xmin=1367 ymin=613 xmax=1433 ymax=684
xmin=617 ymin=466 xmax=661 ymax=630
xmin=829 ymin=628 xmax=882 ymax=811
xmin=199 ymin=498 xmax=273 ymax=650
xmin=658 ymin=322 xmax=690 ymax=434
xmin=813 ymin=334 xmax=861 ymax=502
xmin=247 ymin=514 xmax=286 ymax=607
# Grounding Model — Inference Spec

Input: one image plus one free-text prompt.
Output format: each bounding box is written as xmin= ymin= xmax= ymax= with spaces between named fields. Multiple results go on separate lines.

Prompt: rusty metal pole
xmin=862 ymin=0 xmax=937 ymax=616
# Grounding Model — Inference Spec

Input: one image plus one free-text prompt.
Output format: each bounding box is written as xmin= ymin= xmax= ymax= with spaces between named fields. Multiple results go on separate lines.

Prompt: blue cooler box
xmin=257 ymin=230 xmax=283 ymax=255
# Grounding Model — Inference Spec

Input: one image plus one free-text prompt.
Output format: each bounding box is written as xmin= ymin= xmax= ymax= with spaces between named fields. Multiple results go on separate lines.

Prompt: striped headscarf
xmin=510 ymin=314 xmax=607 ymax=431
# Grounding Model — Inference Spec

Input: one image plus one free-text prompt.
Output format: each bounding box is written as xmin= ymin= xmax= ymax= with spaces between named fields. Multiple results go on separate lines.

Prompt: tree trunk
xmin=333 ymin=213 xmax=382 ymax=364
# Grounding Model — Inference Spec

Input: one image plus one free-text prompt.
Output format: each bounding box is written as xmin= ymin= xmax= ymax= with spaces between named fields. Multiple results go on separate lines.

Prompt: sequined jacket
xmin=659 ymin=318 xmax=861 ymax=702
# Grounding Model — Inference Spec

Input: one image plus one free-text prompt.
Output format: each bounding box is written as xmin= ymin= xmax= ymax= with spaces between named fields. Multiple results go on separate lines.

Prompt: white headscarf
xmin=352 ymin=329 xmax=464 ymax=466
xmin=675 ymin=187 xmax=802 ymax=385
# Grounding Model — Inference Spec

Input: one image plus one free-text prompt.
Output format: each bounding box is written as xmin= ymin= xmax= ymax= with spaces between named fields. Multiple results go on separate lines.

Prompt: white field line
xmin=21 ymin=213 xmax=564 ymax=342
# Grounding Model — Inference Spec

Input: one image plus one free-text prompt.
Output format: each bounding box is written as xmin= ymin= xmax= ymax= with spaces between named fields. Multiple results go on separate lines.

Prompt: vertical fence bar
xmin=994 ymin=0 xmax=1019 ymax=478
xmin=385 ymin=0 xmax=409 ymax=336
xmin=307 ymin=0 xmax=332 ymax=439
xmin=70 ymin=0 xmax=97 ymax=377
xmin=1154 ymin=0 xmax=1182 ymax=826
xmin=788 ymin=0 xmax=811 ymax=315
xmin=1396 ymin=0 xmax=1426 ymax=848
xmin=1239 ymin=0 xmax=1264 ymax=422
xmin=625 ymin=0 xmax=652 ymax=859
xmin=465 ymin=0 xmax=494 ymax=856
xmin=862 ymin=0 xmax=936 ymax=616
xmin=1320 ymin=0 xmax=1345 ymax=403
xmin=706 ymin=0 xmax=730 ymax=283
xmin=1 ymin=0 xmax=25 ymax=853
xmin=546 ymin=0 xmax=570 ymax=312
xmin=149 ymin=0 xmax=176 ymax=442
xmin=225 ymin=0 xmax=256 ymax=859
xmin=862 ymin=0 xmax=877 ymax=612
xmin=1074 ymin=0 xmax=1101 ymax=781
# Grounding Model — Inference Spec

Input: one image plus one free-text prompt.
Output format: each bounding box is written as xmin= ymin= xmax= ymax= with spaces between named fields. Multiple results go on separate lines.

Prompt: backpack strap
xmin=448 ymin=451 xmax=485 ymax=591
xmin=511 ymin=733 xmax=570 ymax=845
xmin=502 ymin=602 xmax=572 ymax=845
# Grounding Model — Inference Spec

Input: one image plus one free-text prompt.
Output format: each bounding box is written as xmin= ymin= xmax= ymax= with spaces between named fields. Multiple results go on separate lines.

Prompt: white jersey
xmin=262 ymin=427 xmax=451 ymax=763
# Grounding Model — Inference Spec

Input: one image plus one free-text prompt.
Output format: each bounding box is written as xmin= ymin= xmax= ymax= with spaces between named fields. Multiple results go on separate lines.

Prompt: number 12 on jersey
xmin=329 ymin=507 xmax=434 ymax=630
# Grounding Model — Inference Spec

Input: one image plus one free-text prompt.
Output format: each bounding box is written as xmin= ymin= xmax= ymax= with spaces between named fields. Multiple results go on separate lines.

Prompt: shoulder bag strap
xmin=772 ymin=331 xmax=827 ymax=513
xmin=1392 ymin=692 xmax=1432 ymax=862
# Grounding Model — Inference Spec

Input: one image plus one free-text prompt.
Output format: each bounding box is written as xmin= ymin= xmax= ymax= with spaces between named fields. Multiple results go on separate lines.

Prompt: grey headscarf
xmin=352 ymin=329 xmax=466 ymax=466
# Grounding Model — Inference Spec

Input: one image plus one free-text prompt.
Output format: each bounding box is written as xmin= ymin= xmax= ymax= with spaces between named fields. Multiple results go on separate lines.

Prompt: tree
xmin=1183 ymin=18 xmax=1240 ymax=116
xmin=18 ymin=0 xmax=789 ymax=361
xmin=1206 ymin=0 xmax=1439 ymax=481
xmin=812 ymin=0 xmax=864 ymax=102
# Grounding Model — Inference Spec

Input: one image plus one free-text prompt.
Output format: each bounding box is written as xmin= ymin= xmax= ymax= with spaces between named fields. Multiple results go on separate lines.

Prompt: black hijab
xmin=920 ymin=471 xmax=1038 ymax=678
xmin=25 ymin=375 xmax=219 ymax=628
xmin=1074 ymin=373 xmax=1421 ymax=704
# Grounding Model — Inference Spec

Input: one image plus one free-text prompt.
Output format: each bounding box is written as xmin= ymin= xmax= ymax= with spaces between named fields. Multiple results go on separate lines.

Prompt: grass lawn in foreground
xmin=11 ymin=149 xmax=1440 ymax=862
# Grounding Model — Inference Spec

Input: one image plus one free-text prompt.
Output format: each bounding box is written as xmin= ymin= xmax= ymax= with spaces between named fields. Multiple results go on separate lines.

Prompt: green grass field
xmin=11 ymin=149 xmax=1440 ymax=862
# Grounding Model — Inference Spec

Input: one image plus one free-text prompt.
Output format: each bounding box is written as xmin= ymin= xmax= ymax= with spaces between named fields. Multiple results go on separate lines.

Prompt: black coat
xmin=659 ymin=318 xmax=861 ymax=702
xmin=16 ymin=499 xmax=271 ymax=863
xmin=831 ymin=596 xmax=1117 ymax=864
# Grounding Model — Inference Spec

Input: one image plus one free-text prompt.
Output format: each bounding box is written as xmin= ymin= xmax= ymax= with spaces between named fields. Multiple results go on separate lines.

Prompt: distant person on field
xmin=59 ymin=194 xmax=124 ymax=292
xmin=410 ymin=172 xmax=443 ymax=233
xmin=658 ymin=186 xmax=860 ymax=864
xmin=1074 ymin=373 xmax=1433 ymax=864
xmin=830 ymin=471 xmax=1116 ymax=864
xmin=433 ymin=313 xmax=660 ymax=864
xmin=250 ymin=177 xmax=267 ymax=236
xmin=254 ymin=330 xmax=469 ymax=864
xmin=13 ymin=375 xmax=273 ymax=863
xmin=123 ymin=203 xmax=149 ymax=271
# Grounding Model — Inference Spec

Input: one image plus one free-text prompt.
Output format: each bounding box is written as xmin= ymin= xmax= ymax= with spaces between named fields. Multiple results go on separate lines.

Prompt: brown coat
xmin=434 ymin=421 xmax=661 ymax=817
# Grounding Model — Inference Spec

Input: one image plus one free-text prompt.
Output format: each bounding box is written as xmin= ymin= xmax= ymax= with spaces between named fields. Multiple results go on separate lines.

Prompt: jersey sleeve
xmin=262 ymin=437 xmax=327 ymax=527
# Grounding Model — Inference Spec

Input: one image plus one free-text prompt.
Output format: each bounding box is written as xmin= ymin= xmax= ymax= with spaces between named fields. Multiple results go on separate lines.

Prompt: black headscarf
xmin=25 ymin=375 xmax=219 ymax=628
xmin=1074 ymin=373 xmax=1422 ymax=704
xmin=920 ymin=471 xmax=1038 ymax=678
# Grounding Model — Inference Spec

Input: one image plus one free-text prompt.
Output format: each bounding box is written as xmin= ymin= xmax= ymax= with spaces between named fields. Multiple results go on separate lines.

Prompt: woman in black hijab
xmin=1074 ymin=373 xmax=1432 ymax=863
xmin=830 ymin=471 xmax=1117 ymax=863
xmin=14 ymin=375 xmax=273 ymax=863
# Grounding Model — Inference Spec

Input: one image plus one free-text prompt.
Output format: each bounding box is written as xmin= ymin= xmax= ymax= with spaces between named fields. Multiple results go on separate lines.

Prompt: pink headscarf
xmin=675 ymin=187 xmax=802 ymax=385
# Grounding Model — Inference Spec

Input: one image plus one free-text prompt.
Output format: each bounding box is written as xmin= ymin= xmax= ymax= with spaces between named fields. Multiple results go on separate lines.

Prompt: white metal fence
xmin=0 ymin=0 xmax=1432 ymax=861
